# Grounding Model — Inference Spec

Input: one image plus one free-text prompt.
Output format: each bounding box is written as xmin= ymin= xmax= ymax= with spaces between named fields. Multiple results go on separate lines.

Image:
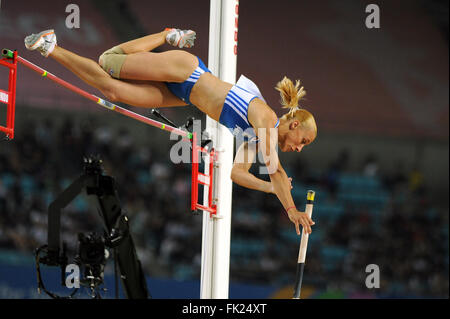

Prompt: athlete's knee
xmin=98 ymin=46 xmax=127 ymax=79
xmin=98 ymin=55 xmax=104 ymax=68
xmin=100 ymin=83 xmax=120 ymax=102
xmin=101 ymin=90 xmax=116 ymax=102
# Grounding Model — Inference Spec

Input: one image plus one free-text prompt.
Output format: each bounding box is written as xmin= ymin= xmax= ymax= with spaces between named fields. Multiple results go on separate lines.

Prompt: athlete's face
xmin=279 ymin=123 xmax=315 ymax=153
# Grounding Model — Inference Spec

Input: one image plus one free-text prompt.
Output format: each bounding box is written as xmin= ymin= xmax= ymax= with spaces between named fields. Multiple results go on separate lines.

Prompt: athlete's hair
xmin=275 ymin=76 xmax=317 ymax=135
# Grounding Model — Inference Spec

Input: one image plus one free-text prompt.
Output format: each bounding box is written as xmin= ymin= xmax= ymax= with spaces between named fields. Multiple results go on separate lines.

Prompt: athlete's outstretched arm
xmin=257 ymin=125 xmax=315 ymax=235
xmin=231 ymin=142 xmax=273 ymax=193
xmin=231 ymin=142 xmax=293 ymax=194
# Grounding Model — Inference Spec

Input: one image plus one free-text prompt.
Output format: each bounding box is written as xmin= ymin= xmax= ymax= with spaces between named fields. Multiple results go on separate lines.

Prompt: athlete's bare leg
xmin=119 ymin=50 xmax=197 ymax=82
xmin=117 ymin=30 xmax=170 ymax=54
xmin=49 ymin=46 xmax=186 ymax=107
xmin=24 ymin=29 xmax=191 ymax=106
xmin=50 ymin=46 xmax=112 ymax=92
xmin=101 ymin=29 xmax=198 ymax=82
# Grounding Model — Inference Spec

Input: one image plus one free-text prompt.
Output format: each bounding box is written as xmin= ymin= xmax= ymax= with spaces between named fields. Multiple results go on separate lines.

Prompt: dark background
xmin=0 ymin=0 xmax=448 ymax=298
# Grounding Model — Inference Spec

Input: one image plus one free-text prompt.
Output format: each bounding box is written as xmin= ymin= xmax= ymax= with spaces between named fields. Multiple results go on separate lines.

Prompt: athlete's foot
xmin=24 ymin=29 xmax=57 ymax=57
xmin=165 ymin=28 xmax=196 ymax=48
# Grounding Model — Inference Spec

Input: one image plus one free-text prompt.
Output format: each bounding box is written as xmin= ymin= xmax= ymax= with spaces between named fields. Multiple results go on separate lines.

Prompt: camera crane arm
xmin=36 ymin=157 xmax=149 ymax=299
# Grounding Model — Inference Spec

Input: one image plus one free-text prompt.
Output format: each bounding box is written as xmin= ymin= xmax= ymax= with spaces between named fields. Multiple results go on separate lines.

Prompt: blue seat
xmin=337 ymin=188 xmax=389 ymax=210
xmin=73 ymin=197 xmax=89 ymax=211
xmin=308 ymin=228 xmax=323 ymax=245
xmin=137 ymin=169 xmax=151 ymax=185
xmin=291 ymin=185 xmax=308 ymax=200
xmin=314 ymin=202 xmax=344 ymax=225
xmin=338 ymin=173 xmax=383 ymax=192
xmin=20 ymin=175 xmax=36 ymax=195
xmin=0 ymin=173 xmax=15 ymax=188
xmin=320 ymin=245 xmax=349 ymax=272
xmin=174 ymin=264 xmax=194 ymax=280
xmin=231 ymin=239 xmax=247 ymax=256
xmin=279 ymin=228 xmax=300 ymax=243
xmin=231 ymin=238 xmax=265 ymax=256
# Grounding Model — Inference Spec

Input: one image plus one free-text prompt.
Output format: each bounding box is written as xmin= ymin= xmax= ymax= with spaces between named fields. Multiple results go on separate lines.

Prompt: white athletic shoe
xmin=24 ymin=29 xmax=57 ymax=57
xmin=165 ymin=28 xmax=196 ymax=48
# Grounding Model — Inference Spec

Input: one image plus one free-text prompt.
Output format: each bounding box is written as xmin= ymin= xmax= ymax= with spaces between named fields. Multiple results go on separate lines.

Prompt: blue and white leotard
xmin=219 ymin=75 xmax=279 ymax=143
xmin=166 ymin=60 xmax=279 ymax=143
xmin=165 ymin=56 xmax=211 ymax=105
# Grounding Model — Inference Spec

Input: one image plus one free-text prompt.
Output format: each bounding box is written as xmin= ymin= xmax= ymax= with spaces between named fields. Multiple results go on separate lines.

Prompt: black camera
xmin=77 ymin=233 xmax=106 ymax=266
xmin=75 ymin=232 xmax=108 ymax=290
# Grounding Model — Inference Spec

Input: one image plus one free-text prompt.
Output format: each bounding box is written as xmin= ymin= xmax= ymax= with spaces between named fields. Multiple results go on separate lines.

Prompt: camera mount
xmin=35 ymin=156 xmax=149 ymax=299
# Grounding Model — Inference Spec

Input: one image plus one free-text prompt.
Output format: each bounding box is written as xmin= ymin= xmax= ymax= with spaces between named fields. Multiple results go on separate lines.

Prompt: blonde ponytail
xmin=275 ymin=76 xmax=307 ymax=116
xmin=276 ymin=76 xmax=317 ymax=136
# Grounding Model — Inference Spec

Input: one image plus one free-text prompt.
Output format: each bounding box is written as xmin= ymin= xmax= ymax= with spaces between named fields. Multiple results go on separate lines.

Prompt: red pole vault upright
xmin=1 ymin=48 xmax=217 ymax=216
xmin=0 ymin=50 xmax=17 ymax=140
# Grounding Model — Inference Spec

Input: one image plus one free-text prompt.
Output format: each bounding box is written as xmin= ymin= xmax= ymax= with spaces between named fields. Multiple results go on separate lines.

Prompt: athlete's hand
xmin=287 ymin=210 xmax=315 ymax=235
xmin=270 ymin=177 xmax=293 ymax=194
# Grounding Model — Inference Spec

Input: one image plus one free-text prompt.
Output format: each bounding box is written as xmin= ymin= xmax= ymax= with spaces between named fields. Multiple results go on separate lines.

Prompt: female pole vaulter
xmin=24 ymin=28 xmax=317 ymax=235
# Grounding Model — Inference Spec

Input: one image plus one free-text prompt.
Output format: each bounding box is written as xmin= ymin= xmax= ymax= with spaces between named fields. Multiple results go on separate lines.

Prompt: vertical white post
xmin=200 ymin=0 xmax=239 ymax=299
